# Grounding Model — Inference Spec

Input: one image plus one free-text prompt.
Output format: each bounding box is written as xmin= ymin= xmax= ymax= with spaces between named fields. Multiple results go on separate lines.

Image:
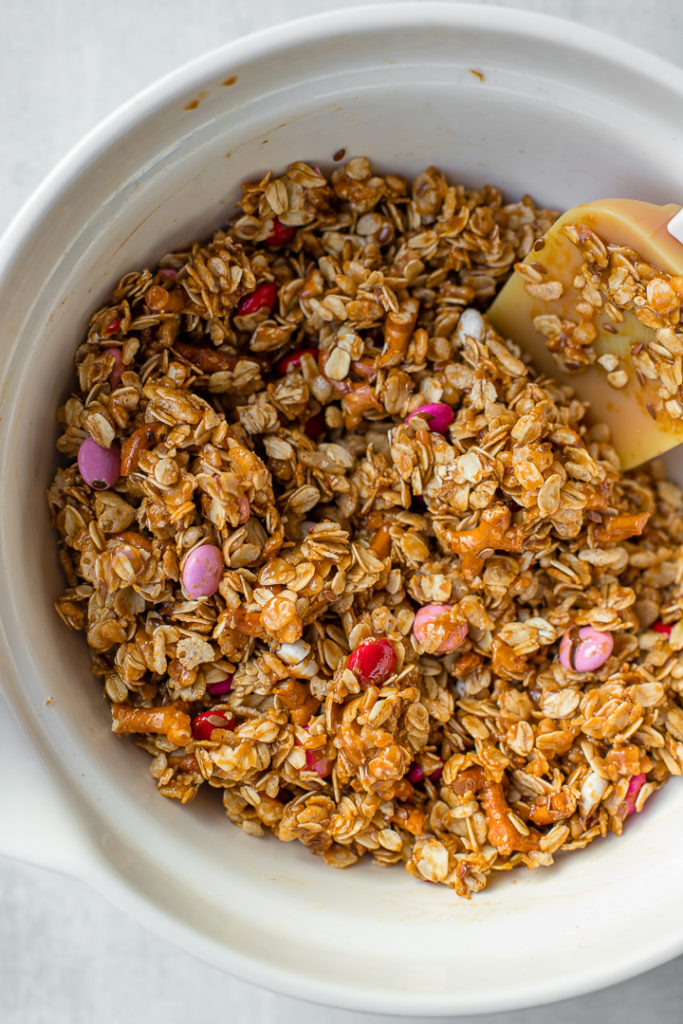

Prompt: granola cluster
xmin=48 ymin=160 xmax=683 ymax=896
xmin=526 ymin=221 xmax=683 ymax=420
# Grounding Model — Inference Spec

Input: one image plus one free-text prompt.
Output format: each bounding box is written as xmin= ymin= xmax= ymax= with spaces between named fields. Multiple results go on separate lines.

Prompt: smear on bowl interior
xmin=47 ymin=159 xmax=683 ymax=896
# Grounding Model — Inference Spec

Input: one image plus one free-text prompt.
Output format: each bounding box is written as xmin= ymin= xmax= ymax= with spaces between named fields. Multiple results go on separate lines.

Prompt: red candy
xmin=236 ymin=282 xmax=278 ymax=316
xmin=304 ymin=411 xmax=325 ymax=439
xmin=191 ymin=710 xmax=236 ymax=741
xmin=276 ymin=346 xmax=318 ymax=375
xmin=265 ymin=217 xmax=296 ymax=246
xmin=305 ymin=749 xmax=334 ymax=778
xmin=653 ymin=621 xmax=673 ymax=636
xmin=407 ymin=760 xmax=442 ymax=784
xmin=347 ymin=638 xmax=397 ymax=687
xmin=103 ymin=318 xmax=121 ymax=335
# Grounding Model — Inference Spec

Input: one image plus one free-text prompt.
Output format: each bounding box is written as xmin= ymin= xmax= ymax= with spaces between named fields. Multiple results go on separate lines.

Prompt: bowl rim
xmin=4 ymin=3 xmax=683 ymax=1014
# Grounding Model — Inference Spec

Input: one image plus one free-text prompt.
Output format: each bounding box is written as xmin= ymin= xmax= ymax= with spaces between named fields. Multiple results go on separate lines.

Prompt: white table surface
xmin=3 ymin=0 xmax=683 ymax=1021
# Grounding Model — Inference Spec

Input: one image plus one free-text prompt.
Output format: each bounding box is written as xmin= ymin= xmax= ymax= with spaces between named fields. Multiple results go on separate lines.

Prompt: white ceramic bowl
xmin=3 ymin=5 xmax=683 ymax=1015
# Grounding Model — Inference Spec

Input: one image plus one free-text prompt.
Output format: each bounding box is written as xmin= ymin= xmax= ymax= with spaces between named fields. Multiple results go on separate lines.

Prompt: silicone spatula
xmin=488 ymin=200 xmax=683 ymax=470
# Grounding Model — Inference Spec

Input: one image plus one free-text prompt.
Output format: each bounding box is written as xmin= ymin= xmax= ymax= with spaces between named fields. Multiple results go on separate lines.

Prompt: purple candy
xmin=407 ymin=762 xmax=424 ymax=784
xmin=103 ymin=347 xmax=125 ymax=388
xmin=207 ymin=677 xmax=233 ymax=696
xmin=559 ymin=626 xmax=614 ymax=673
xmin=77 ymin=437 xmax=121 ymax=490
xmin=182 ymin=543 xmax=223 ymax=598
xmin=406 ymin=402 xmax=454 ymax=434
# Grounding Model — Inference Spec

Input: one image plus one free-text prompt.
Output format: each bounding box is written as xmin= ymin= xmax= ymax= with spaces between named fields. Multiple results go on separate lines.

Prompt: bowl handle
xmin=0 ymin=690 xmax=98 ymax=878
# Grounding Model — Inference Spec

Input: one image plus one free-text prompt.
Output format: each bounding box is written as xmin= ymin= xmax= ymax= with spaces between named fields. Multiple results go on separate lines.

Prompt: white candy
xmin=456 ymin=308 xmax=486 ymax=344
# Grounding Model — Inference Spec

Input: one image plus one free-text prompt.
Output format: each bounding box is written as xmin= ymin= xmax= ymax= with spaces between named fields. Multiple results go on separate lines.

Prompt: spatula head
xmin=488 ymin=199 xmax=683 ymax=470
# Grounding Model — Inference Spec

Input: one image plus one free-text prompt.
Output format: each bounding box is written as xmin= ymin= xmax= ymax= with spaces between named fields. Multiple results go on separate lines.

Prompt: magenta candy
xmin=623 ymin=773 xmax=647 ymax=818
xmin=207 ymin=677 xmax=233 ymax=696
xmin=77 ymin=437 xmax=121 ymax=490
xmin=559 ymin=626 xmax=614 ymax=673
xmin=406 ymin=402 xmax=454 ymax=434
xmin=104 ymin=347 xmax=125 ymax=388
xmin=408 ymin=760 xmax=442 ymax=784
xmin=182 ymin=543 xmax=224 ymax=598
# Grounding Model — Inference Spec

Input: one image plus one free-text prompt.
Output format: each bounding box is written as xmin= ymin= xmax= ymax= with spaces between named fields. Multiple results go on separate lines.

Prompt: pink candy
xmin=77 ymin=437 xmax=121 ymax=490
xmin=182 ymin=543 xmax=224 ymax=599
xmin=406 ymin=402 xmax=454 ymax=434
xmin=559 ymin=626 xmax=614 ymax=673
xmin=103 ymin=347 xmax=125 ymax=388
xmin=623 ymin=773 xmax=647 ymax=818
xmin=237 ymin=495 xmax=251 ymax=524
xmin=412 ymin=604 xmax=467 ymax=653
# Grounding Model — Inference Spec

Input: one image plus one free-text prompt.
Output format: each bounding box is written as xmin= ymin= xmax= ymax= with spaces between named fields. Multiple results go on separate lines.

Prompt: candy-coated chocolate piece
xmin=347 ymin=638 xmax=397 ymax=687
xmin=559 ymin=626 xmax=613 ymax=672
xmin=103 ymin=347 xmax=125 ymax=388
xmin=623 ymin=773 xmax=647 ymax=818
xmin=182 ymin=544 xmax=224 ymax=598
xmin=406 ymin=402 xmax=454 ymax=434
xmin=236 ymin=282 xmax=278 ymax=316
xmin=77 ymin=437 xmax=121 ymax=490
xmin=412 ymin=604 xmax=467 ymax=653
xmin=265 ymin=217 xmax=296 ymax=246
xmin=192 ymin=710 xmax=235 ymax=741
xmin=206 ymin=678 xmax=233 ymax=696
xmin=276 ymin=346 xmax=318 ymax=376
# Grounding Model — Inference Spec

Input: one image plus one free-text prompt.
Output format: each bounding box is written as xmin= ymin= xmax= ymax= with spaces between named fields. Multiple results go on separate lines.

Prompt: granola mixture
xmin=47 ymin=160 xmax=683 ymax=896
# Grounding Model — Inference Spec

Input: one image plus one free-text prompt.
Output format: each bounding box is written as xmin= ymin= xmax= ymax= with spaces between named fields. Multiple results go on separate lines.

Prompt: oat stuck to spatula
xmin=489 ymin=199 xmax=683 ymax=469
